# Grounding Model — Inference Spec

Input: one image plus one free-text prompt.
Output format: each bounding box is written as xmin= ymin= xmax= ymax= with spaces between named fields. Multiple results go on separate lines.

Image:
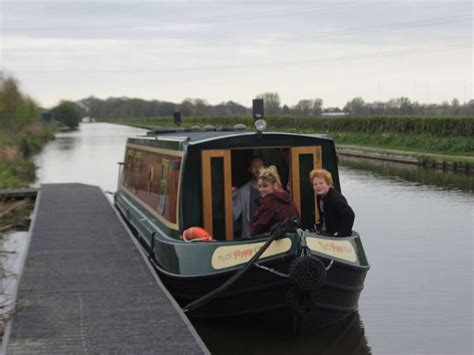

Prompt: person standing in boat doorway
xmin=251 ymin=166 xmax=300 ymax=236
xmin=233 ymin=156 xmax=265 ymax=239
xmin=310 ymin=169 xmax=355 ymax=237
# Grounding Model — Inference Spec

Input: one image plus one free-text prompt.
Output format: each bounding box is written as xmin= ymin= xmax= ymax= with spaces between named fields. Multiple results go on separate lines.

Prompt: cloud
xmin=1 ymin=0 xmax=471 ymax=107
xmin=131 ymin=23 xmax=214 ymax=33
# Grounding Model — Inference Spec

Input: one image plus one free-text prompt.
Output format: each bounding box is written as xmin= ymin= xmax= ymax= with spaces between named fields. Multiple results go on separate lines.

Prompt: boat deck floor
xmin=3 ymin=183 xmax=208 ymax=354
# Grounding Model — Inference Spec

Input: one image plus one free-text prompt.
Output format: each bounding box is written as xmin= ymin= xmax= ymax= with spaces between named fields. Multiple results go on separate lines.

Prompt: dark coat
xmin=251 ymin=190 xmax=300 ymax=236
xmin=316 ymin=188 xmax=355 ymax=237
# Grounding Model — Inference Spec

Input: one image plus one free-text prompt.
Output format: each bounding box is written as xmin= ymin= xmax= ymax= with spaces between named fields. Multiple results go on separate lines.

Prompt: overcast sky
xmin=0 ymin=0 xmax=472 ymax=108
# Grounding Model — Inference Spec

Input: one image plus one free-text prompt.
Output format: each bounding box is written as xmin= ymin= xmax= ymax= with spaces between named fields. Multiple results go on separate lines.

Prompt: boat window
xmin=122 ymin=151 xmax=134 ymax=187
xmin=147 ymin=165 xmax=154 ymax=193
xmin=158 ymin=159 xmax=170 ymax=214
xmin=132 ymin=153 xmax=142 ymax=193
xmin=122 ymin=148 xmax=181 ymax=224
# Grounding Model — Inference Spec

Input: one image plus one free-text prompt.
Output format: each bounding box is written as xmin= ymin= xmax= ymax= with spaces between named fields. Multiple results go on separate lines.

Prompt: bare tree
xmin=256 ymin=92 xmax=281 ymax=115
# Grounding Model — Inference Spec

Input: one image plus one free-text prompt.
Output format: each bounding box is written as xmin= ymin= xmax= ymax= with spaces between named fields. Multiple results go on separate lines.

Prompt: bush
xmin=0 ymin=77 xmax=40 ymax=129
xmin=52 ymin=101 xmax=82 ymax=129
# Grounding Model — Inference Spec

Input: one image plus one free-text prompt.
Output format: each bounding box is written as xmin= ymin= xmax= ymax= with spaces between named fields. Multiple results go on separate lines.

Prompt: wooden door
xmin=290 ymin=146 xmax=322 ymax=229
xmin=201 ymin=150 xmax=233 ymax=240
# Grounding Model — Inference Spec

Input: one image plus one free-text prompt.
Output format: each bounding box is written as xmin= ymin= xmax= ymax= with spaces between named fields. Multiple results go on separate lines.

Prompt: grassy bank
xmin=327 ymin=132 xmax=472 ymax=156
xmin=0 ymin=123 xmax=56 ymax=188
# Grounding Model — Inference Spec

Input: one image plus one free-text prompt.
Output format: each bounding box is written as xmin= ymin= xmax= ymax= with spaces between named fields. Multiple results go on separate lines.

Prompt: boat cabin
xmin=118 ymin=127 xmax=341 ymax=242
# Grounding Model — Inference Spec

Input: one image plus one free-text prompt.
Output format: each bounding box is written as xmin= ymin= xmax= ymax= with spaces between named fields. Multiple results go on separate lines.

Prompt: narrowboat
xmin=114 ymin=121 xmax=370 ymax=332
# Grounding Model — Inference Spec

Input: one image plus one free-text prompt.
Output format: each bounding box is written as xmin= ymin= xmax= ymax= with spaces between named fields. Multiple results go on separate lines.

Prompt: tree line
xmin=0 ymin=73 xmax=83 ymax=130
xmin=343 ymin=97 xmax=474 ymax=116
xmin=78 ymin=93 xmax=474 ymax=120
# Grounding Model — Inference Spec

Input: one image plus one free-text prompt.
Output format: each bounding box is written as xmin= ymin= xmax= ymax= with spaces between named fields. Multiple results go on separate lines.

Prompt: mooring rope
xmin=254 ymin=262 xmax=289 ymax=278
xmin=183 ymin=217 xmax=298 ymax=313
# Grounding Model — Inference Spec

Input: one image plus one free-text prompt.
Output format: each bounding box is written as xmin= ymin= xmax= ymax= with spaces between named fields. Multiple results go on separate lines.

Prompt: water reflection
xmin=34 ymin=122 xmax=147 ymax=193
xmin=194 ymin=312 xmax=371 ymax=355
xmin=340 ymin=166 xmax=473 ymax=355
xmin=340 ymin=156 xmax=473 ymax=192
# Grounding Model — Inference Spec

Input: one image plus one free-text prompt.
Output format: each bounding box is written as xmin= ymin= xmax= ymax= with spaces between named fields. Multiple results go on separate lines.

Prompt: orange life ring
xmin=183 ymin=227 xmax=213 ymax=242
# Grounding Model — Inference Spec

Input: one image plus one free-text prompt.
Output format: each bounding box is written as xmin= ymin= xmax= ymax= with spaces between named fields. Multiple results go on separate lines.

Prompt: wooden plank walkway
xmin=3 ymin=183 xmax=208 ymax=354
xmin=0 ymin=188 xmax=38 ymax=200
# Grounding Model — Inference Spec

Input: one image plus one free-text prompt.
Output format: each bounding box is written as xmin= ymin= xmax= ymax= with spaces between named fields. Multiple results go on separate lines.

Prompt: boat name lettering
xmin=233 ymin=247 xmax=254 ymax=260
xmin=211 ymin=238 xmax=292 ymax=270
xmin=217 ymin=251 xmax=233 ymax=262
xmin=306 ymin=237 xmax=357 ymax=263
xmin=319 ymin=241 xmax=350 ymax=254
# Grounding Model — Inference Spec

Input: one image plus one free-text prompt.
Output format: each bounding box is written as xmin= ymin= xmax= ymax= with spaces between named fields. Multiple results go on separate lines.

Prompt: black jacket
xmin=316 ymin=188 xmax=355 ymax=237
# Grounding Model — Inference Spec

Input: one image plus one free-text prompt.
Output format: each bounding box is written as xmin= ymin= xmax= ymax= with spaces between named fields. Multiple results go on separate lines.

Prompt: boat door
xmin=290 ymin=146 xmax=322 ymax=229
xmin=201 ymin=150 xmax=233 ymax=240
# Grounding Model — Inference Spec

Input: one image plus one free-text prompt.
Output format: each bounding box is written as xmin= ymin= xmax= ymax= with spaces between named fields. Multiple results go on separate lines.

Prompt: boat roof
xmin=127 ymin=128 xmax=333 ymax=151
xmin=150 ymin=128 xmax=245 ymax=142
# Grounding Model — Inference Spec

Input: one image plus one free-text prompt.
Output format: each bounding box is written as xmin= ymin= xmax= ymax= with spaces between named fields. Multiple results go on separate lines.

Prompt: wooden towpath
xmin=2 ymin=183 xmax=208 ymax=354
xmin=0 ymin=188 xmax=38 ymax=200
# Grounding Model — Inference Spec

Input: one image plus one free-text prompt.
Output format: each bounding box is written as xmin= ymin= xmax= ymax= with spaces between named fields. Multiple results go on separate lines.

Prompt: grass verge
xmin=0 ymin=123 xmax=55 ymax=188
xmin=106 ymin=117 xmax=473 ymax=167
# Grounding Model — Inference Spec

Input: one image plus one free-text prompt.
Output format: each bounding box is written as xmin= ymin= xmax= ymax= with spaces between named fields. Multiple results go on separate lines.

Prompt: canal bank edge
xmin=337 ymin=145 xmax=474 ymax=174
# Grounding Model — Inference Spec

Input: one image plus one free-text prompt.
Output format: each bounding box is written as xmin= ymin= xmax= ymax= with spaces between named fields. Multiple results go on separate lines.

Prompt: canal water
xmin=33 ymin=123 xmax=473 ymax=354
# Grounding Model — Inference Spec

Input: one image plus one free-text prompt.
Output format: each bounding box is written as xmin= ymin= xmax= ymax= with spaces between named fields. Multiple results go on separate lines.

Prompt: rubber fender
xmin=289 ymin=255 xmax=327 ymax=291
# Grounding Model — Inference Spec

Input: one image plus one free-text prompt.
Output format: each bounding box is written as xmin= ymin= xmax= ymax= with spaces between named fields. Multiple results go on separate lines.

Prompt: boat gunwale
xmin=147 ymin=239 xmax=370 ymax=280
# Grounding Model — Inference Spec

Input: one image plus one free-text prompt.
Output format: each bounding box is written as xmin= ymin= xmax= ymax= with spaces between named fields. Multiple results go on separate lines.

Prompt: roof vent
xmin=203 ymin=125 xmax=215 ymax=131
xmin=233 ymin=124 xmax=247 ymax=132
xmin=190 ymin=125 xmax=201 ymax=131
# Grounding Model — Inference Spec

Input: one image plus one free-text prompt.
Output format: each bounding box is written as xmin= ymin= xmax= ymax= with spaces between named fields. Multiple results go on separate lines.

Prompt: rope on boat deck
xmin=239 ymin=229 xmax=335 ymax=282
xmin=254 ymin=263 xmax=289 ymax=278
xmin=255 ymin=258 xmax=333 ymax=280
xmin=182 ymin=217 xmax=299 ymax=314
xmin=325 ymin=259 xmax=334 ymax=271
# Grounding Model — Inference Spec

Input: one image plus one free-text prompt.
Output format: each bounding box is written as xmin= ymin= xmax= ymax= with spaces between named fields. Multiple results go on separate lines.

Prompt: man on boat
xmin=233 ymin=156 xmax=265 ymax=238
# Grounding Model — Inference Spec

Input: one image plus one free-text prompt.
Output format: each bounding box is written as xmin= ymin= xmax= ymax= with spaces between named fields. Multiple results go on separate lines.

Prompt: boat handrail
xmin=155 ymin=135 xmax=190 ymax=142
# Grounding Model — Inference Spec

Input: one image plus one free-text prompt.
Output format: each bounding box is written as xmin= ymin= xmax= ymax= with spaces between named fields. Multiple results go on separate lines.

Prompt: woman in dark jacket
xmin=251 ymin=166 xmax=300 ymax=236
xmin=310 ymin=169 xmax=355 ymax=237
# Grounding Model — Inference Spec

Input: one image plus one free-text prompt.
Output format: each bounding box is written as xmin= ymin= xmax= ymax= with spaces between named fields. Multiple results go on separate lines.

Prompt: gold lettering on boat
xmin=306 ymin=237 xmax=357 ymax=263
xmin=211 ymin=238 xmax=292 ymax=270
